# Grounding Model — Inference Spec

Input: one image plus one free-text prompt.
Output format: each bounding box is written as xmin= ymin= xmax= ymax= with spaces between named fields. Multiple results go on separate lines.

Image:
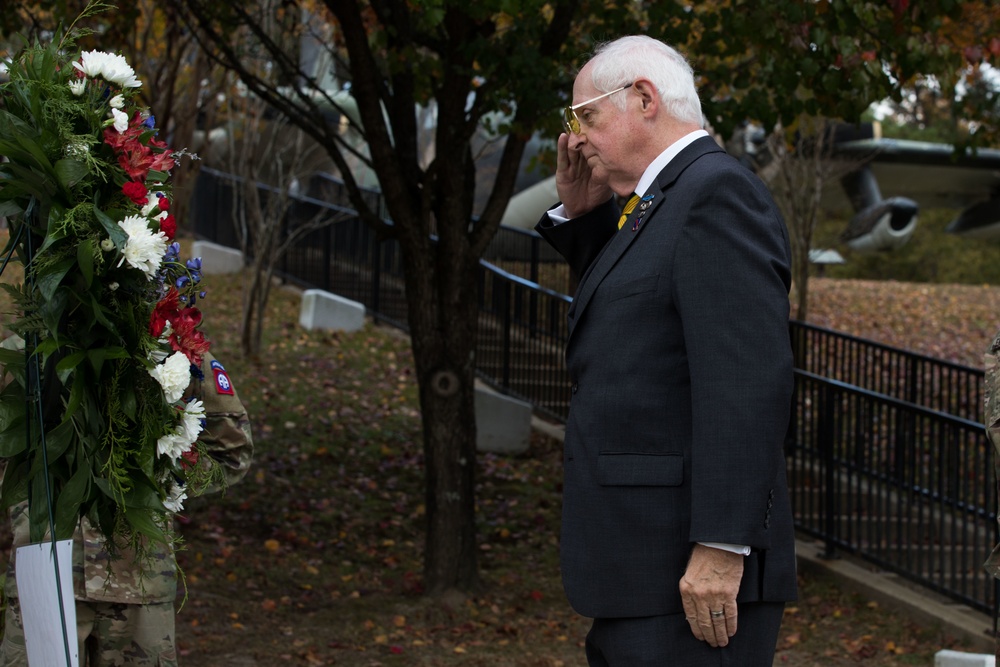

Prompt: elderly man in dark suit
xmin=535 ymin=35 xmax=797 ymax=666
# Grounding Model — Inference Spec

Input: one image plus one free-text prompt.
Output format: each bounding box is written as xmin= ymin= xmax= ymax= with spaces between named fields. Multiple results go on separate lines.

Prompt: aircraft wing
xmin=833 ymin=138 xmax=1000 ymax=211
xmin=832 ymin=138 xmax=1000 ymax=245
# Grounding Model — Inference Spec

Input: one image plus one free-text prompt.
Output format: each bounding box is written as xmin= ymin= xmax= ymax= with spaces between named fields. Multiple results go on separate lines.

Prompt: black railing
xmin=189 ymin=168 xmax=997 ymax=617
xmin=789 ymin=371 xmax=994 ymax=613
xmin=791 ymin=320 xmax=983 ymax=420
xmin=475 ymin=263 xmax=572 ymax=421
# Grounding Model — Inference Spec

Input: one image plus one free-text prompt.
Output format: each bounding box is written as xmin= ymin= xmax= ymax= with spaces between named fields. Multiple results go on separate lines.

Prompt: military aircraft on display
xmin=830 ymin=134 xmax=1000 ymax=249
xmin=496 ymin=123 xmax=1000 ymax=255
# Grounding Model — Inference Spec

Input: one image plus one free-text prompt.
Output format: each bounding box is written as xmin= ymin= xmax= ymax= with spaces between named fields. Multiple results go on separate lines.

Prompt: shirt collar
xmin=634 ymin=129 xmax=709 ymax=198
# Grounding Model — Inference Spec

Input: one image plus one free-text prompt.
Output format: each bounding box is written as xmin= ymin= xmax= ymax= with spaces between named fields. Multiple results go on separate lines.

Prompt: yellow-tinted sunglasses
xmin=562 ymin=82 xmax=634 ymax=134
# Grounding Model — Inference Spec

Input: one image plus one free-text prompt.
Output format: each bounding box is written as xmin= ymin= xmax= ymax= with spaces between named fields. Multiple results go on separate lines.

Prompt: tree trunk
xmin=241 ymin=252 xmax=266 ymax=359
xmin=253 ymin=263 xmax=275 ymax=359
xmin=402 ymin=240 xmax=481 ymax=595
xmin=795 ymin=254 xmax=810 ymax=323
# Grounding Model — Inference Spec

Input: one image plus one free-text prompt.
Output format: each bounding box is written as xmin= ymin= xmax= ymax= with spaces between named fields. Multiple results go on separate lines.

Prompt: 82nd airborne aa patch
xmin=211 ymin=359 xmax=235 ymax=396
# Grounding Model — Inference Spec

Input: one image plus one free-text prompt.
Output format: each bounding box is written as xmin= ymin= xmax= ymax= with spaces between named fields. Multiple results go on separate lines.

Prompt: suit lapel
xmin=567 ymin=136 xmax=724 ymax=336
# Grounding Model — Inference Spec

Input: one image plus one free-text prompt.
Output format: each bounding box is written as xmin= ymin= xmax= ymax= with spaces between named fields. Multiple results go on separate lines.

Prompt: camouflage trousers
xmin=0 ymin=597 xmax=177 ymax=666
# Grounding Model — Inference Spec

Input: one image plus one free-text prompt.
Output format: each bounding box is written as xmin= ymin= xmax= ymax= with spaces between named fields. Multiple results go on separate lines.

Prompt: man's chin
xmin=586 ymin=163 xmax=609 ymax=185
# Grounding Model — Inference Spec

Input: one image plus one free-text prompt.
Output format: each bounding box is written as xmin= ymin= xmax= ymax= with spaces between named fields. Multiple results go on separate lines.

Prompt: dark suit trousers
xmin=585 ymin=602 xmax=785 ymax=667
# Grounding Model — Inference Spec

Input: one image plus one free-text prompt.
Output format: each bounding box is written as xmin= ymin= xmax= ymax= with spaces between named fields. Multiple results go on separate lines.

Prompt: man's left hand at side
xmin=679 ymin=543 xmax=744 ymax=647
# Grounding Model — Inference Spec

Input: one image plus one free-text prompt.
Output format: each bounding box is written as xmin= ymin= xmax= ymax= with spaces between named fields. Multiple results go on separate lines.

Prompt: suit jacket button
xmin=571 ymin=383 xmax=579 ymax=394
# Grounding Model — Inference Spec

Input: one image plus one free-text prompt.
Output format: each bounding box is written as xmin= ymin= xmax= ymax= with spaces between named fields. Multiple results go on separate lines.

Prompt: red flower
xmin=117 ymin=137 xmax=175 ymax=181
xmin=122 ymin=181 xmax=148 ymax=206
xmin=159 ymin=214 xmax=176 ymax=240
xmin=169 ymin=307 xmax=210 ymax=366
xmin=103 ymin=113 xmax=176 ymax=181
xmin=103 ymin=120 xmax=142 ymax=151
xmin=157 ymin=196 xmax=170 ymax=211
xmin=150 ymin=289 xmax=180 ymax=338
xmin=180 ymin=448 xmax=201 ymax=470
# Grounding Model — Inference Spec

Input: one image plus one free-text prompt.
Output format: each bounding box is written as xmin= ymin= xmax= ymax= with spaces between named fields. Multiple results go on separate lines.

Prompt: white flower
xmin=68 ymin=79 xmax=86 ymax=96
xmin=117 ymin=214 xmax=167 ymax=279
xmin=162 ymin=481 xmax=187 ymax=513
xmin=148 ymin=350 xmax=191 ymax=403
xmin=73 ymin=51 xmax=106 ymax=78
xmin=140 ymin=192 xmax=164 ymax=217
xmin=180 ymin=399 xmax=206 ymax=443
xmin=149 ymin=323 xmax=172 ymax=363
xmin=100 ymin=238 xmax=115 ymax=252
xmin=157 ymin=432 xmax=185 ymax=462
xmin=109 ymin=94 xmax=125 ymax=109
xmin=110 ymin=108 xmax=129 ymax=133
xmin=108 ymin=281 xmax=119 ymax=291
xmin=155 ymin=399 xmax=204 ymax=464
xmin=157 ymin=320 xmax=173 ymax=344
xmin=107 ymin=66 xmax=141 ymax=89
xmin=73 ymin=50 xmax=141 ymax=88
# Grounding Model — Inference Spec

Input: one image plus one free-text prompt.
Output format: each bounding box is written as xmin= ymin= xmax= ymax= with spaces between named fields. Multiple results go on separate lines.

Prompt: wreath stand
xmin=0 ymin=201 xmax=77 ymax=667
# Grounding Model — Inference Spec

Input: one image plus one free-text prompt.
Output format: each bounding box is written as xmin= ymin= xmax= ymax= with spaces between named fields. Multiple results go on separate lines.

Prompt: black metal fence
xmin=791 ymin=320 xmax=983 ymax=419
xmin=789 ymin=371 xmax=994 ymax=613
xmin=189 ymin=168 xmax=997 ymax=617
xmin=475 ymin=264 xmax=572 ymax=421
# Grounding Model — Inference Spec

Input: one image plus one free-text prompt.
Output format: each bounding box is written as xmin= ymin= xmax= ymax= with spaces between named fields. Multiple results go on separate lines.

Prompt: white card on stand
xmin=14 ymin=539 xmax=78 ymax=667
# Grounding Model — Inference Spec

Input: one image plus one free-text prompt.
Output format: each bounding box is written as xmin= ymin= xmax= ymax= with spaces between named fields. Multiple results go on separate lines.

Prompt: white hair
xmin=587 ymin=35 xmax=703 ymax=127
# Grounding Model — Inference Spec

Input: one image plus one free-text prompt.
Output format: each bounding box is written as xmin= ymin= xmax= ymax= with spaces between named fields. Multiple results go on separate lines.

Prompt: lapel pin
xmin=633 ymin=195 xmax=655 ymax=231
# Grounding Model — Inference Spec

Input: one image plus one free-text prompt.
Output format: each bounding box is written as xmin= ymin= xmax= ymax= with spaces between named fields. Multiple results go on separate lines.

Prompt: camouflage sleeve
xmin=185 ymin=351 xmax=254 ymax=495
xmin=985 ymin=335 xmax=1000 ymax=442
xmin=983 ymin=334 xmax=1000 ymax=579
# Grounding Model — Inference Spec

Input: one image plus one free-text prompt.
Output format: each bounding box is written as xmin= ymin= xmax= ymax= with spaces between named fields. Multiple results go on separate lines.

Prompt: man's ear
xmin=633 ymin=79 xmax=658 ymax=116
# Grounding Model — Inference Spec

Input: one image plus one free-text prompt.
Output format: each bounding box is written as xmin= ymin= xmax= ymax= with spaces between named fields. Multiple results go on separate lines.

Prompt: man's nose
xmin=567 ymin=130 xmax=585 ymax=150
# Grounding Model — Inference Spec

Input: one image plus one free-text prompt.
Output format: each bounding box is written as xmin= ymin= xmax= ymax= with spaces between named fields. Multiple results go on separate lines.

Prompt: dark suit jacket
xmin=536 ymin=136 xmax=797 ymax=619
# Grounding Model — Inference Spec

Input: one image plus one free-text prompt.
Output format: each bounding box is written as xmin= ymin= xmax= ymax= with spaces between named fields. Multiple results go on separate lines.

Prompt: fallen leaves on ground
xmin=0 ymin=262 xmax=991 ymax=665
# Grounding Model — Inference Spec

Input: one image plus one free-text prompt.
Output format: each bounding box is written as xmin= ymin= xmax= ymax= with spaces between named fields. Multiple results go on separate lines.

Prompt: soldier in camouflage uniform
xmin=0 ymin=350 xmax=253 ymax=667
xmin=985 ymin=335 xmax=1000 ymax=658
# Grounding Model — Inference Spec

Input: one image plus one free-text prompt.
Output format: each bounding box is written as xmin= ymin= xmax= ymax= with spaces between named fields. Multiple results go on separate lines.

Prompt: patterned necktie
xmin=617 ymin=193 xmax=640 ymax=229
